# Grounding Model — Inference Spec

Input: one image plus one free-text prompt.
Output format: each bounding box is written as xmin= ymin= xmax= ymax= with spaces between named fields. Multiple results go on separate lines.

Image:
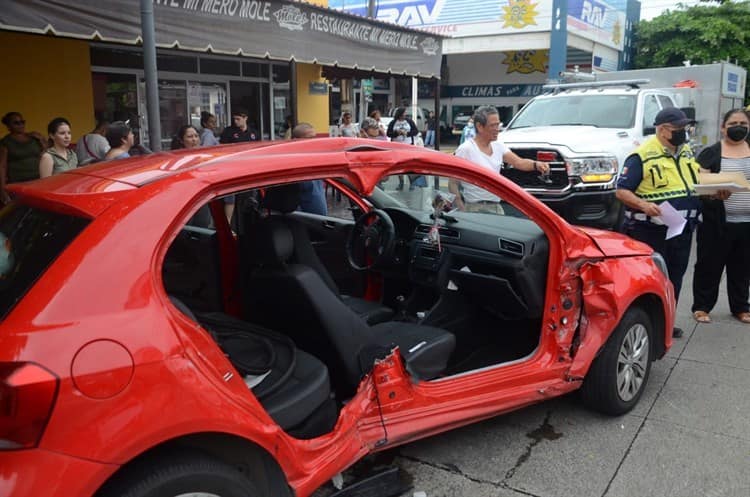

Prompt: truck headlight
xmin=566 ymin=157 xmax=618 ymax=183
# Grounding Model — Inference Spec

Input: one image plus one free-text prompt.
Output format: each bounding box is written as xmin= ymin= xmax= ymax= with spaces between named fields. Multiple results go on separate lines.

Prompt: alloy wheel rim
xmin=616 ymin=323 xmax=649 ymax=402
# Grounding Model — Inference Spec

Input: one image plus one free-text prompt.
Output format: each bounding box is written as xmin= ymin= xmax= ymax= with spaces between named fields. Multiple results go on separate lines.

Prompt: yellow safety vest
xmin=633 ymin=136 xmax=699 ymax=202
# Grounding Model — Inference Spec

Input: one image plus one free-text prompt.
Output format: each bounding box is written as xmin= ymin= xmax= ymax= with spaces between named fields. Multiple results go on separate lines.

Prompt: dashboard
xmin=382 ymin=208 xmax=550 ymax=320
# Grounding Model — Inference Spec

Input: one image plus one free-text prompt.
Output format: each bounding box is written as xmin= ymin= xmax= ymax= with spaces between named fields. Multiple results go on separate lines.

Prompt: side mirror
xmin=680 ymin=107 xmax=696 ymax=120
xmin=643 ymin=126 xmax=656 ymax=136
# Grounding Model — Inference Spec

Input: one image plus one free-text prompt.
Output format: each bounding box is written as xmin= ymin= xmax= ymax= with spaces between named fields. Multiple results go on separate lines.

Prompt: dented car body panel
xmin=0 ymin=139 xmax=674 ymax=497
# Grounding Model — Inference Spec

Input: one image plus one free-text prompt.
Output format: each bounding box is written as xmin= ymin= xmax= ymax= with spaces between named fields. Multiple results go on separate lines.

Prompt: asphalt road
xmin=317 ymin=237 xmax=750 ymax=497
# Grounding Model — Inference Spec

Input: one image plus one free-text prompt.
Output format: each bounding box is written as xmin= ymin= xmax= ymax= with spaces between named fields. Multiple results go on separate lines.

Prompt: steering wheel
xmin=346 ymin=209 xmax=396 ymax=271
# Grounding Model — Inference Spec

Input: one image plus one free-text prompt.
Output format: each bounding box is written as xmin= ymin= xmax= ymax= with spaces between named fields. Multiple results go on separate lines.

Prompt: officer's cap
xmin=653 ymin=107 xmax=695 ymax=127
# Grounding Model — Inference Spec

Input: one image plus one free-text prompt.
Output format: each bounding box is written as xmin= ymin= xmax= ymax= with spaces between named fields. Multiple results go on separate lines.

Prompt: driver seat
xmin=249 ymin=184 xmax=394 ymax=325
xmin=244 ymin=218 xmax=456 ymax=395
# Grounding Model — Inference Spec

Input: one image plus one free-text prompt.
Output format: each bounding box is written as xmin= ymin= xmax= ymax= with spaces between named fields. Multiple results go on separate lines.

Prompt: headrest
xmin=249 ymin=218 xmax=294 ymax=265
xmin=261 ymin=183 xmax=302 ymax=214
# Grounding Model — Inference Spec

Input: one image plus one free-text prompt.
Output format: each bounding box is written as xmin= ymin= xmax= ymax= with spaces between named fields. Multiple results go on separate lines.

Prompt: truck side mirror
xmin=643 ymin=126 xmax=656 ymax=136
xmin=680 ymin=107 xmax=696 ymax=120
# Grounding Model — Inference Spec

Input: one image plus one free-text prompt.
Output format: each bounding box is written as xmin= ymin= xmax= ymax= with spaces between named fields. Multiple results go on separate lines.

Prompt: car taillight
xmin=0 ymin=362 xmax=59 ymax=450
xmin=536 ymin=151 xmax=557 ymax=162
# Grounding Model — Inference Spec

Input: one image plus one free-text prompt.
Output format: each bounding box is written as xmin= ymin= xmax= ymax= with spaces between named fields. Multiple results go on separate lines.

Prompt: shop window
xmin=273 ymin=65 xmax=290 ymax=83
xmin=188 ymin=82 xmax=228 ymax=134
xmin=200 ymin=58 xmax=241 ymax=76
xmin=92 ymin=72 xmax=139 ymax=126
xmin=157 ymin=54 xmax=198 ymax=73
xmin=242 ymin=62 xmax=269 ymax=78
xmin=91 ymin=47 xmax=143 ymax=69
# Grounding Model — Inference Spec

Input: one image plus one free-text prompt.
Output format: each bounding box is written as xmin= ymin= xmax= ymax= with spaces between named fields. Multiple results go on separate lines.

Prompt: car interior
xmin=162 ymin=173 xmax=550 ymax=440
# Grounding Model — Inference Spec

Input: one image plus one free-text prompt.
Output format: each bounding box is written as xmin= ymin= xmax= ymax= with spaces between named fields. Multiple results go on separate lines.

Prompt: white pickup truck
xmin=499 ymin=80 xmax=686 ymax=229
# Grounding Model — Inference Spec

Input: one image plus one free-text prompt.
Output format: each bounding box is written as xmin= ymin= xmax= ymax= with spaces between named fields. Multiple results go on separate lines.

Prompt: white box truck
xmin=498 ymin=62 xmax=747 ymax=229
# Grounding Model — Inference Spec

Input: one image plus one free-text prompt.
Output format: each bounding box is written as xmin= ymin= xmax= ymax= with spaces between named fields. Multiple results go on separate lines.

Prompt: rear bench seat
xmin=170 ymin=297 xmax=337 ymax=439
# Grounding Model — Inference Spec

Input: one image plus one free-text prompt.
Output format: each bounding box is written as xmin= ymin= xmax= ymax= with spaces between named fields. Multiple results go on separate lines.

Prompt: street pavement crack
xmin=503 ymin=410 xmax=562 ymax=483
xmin=397 ymin=454 xmax=497 ymax=487
xmin=399 ymin=454 xmax=546 ymax=496
xmin=600 ymin=321 xmax=698 ymax=496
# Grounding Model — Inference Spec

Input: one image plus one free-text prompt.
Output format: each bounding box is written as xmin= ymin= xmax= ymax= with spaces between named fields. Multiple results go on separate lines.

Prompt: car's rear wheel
xmin=97 ymin=451 xmax=261 ymax=497
xmin=581 ymin=307 xmax=652 ymax=415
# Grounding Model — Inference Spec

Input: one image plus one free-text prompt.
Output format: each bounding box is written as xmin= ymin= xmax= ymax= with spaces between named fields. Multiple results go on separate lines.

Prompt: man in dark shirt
xmin=220 ymin=108 xmax=259 ymax=143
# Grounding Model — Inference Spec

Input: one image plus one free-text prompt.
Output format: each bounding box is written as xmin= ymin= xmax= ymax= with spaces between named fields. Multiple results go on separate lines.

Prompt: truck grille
xmin=502 ymin=148 xmax=569 ymax=190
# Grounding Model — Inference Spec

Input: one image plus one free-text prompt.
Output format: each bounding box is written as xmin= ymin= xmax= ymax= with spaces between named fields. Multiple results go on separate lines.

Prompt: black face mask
xmin=727 ymin=125 xmax=749 ymax=142
xmin=668 ymin=129 xmax=687 ymax=147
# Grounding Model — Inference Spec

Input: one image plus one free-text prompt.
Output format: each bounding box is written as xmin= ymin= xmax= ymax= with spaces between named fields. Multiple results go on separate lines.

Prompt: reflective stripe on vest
xmin=632 ymin=136 xmax=699 ymax=203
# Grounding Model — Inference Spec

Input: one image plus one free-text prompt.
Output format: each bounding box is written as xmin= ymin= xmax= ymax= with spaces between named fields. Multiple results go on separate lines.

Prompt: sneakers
xmin=672 ymin=327 xmax=684 ymax=338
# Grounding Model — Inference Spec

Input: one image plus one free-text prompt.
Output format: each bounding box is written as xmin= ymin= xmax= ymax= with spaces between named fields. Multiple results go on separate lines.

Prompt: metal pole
xmin=290 ymin=60 xmax=298 ymax=127
xmin=411 ymin=76 xmax=418 ymax=131
xmin=367 ymin=0 xmax=376 ymax=18
xmin=547 ymin=0 xmax=568 ymax=84
xmin=433 ymin=78 xmax=440 ymax=150
xmin=140 ymin=0 xmax=161 ymax=152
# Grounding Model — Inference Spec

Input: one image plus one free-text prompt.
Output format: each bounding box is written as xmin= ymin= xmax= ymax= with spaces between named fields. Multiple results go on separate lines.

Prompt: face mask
xmin=668 ymin=129 xmax=687 ymax=147
xmin=727 ymin=125 xmax=749 ymax=142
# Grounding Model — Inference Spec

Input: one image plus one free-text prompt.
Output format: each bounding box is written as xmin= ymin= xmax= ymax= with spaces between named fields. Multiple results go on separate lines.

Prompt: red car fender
xmin=567 ymin=256 xmax=675 ymax=380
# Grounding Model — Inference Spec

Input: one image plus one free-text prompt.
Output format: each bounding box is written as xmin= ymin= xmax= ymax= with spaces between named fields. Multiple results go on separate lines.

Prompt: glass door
xmin=188 ymin=82 xmax=228 ymax=140
xmin=229 ymin=81 xmax=268 ymax=139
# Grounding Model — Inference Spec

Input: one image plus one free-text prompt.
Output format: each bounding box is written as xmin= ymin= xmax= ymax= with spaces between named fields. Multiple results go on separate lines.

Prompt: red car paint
xmin=0 ymin=139 xmax=674 ymax=497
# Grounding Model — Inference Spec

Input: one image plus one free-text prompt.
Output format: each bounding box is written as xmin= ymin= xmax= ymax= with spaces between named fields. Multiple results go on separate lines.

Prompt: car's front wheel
xmin=97 ymin=451 xmax=262 ymax=497
xmin=581 ymin=307 xmax=652 ymax=415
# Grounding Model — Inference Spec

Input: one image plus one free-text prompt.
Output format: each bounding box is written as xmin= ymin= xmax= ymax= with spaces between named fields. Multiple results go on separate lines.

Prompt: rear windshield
xmin=0 ymin=203 xmax=90 ymax=320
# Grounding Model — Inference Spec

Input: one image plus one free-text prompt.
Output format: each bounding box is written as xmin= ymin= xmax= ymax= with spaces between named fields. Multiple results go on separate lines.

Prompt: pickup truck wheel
xmin=581 ymin=307 xmax=652 ymax=415
xmin=97 ymin=451 xmax=261 ymax=497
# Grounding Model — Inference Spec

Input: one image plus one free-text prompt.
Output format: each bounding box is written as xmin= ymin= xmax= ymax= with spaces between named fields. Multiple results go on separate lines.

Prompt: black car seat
xmin=169 ymin=296 xmax=337 ymax=439
xmin=243 ymin=218 xmax=455 ymax=395
xmin=248 ymin=183 xmax=394 ymax=325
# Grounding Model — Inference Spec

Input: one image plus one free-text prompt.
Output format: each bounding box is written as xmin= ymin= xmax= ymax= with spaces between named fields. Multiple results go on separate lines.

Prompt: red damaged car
xmin=0 ymin=138 xmax=673 ymax=497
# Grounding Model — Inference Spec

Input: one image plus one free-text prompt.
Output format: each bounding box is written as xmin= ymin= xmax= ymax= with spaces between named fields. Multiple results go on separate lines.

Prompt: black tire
xmin=581 ymin=307 xmax=653 ymax=416
xmin=97 ymin=451 xmax=260 ymax=497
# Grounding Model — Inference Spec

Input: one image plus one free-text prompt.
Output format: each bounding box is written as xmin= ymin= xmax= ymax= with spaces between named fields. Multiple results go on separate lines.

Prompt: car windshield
xmin=0 ymin=203 xmax=90 ymax=321
xmin=508 ymin=94 xmax=637 ymax=129
xmin=375 ymin=174 xmax=527 ymax=220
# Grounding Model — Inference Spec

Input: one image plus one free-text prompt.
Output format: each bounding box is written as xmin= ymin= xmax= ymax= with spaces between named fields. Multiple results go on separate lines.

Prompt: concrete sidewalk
xmin=395 ymin=241 xmax=750 ymax=497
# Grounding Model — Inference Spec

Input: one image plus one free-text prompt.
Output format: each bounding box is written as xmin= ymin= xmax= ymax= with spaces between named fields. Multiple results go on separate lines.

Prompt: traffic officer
xmin=616 ymin=107 xmax=701 ymax=338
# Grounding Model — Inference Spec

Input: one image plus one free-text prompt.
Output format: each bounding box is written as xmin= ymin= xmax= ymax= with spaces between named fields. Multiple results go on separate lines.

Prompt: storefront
xmin=333 ymin=0 xmax=639 ymax=127
xmin=1 ymin=0 xmax=442 ymax=145
xmin=89 ymin=44 xmax=294 ymax=149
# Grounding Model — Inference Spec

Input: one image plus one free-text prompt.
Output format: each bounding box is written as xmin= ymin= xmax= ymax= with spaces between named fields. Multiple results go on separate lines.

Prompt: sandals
xmin=693 ymin=310 xmax=711 ymax=323
xmin=733 ymin=312 xmax=750 ymax=324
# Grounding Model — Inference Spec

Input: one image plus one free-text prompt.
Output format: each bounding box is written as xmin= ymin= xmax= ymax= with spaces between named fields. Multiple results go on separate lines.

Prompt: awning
xmin=1 ymin=0 xmax=442 ymax=78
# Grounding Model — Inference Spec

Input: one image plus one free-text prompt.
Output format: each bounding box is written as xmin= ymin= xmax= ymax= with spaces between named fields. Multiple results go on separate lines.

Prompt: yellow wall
xmin=0 ymin=32 xmax=94 ymax=142
xmin=296 ymin=63 xmax=330 ymax=135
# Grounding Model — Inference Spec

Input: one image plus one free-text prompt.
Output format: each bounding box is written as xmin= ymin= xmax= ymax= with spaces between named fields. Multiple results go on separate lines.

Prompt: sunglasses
xmin=10 ymin=120 xmax=25 ymax=125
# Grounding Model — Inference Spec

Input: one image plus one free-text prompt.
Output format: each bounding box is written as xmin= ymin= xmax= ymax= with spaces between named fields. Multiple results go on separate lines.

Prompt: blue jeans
xmin=424 ymin=130 xmax=435 ymax=146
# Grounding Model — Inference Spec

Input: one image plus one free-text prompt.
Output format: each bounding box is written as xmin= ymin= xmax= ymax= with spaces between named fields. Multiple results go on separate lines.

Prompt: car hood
xmin=577 ymin=226 xmax=653 ymax=257
xmin=501 ymin=126 xmax=633 ymax=156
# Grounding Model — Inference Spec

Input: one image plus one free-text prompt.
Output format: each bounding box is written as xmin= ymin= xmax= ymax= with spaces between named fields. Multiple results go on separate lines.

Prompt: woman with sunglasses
xmin=0 ymin=112 xmax=45 ymax=203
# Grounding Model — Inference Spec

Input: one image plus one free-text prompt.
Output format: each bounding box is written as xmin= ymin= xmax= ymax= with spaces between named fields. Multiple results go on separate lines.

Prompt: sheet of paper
xmin=657 ymin=201 xmax=687 ymax=240
xmin=698 ymin=171 xmax=750 ymax=187
xmin=694 ymin=183 xmax=750 ymax=195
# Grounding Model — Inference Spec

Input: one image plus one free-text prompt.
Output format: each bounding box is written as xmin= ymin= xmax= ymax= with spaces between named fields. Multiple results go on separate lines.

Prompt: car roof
xmin=6 ymin=139 xmax=445 ymax=217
